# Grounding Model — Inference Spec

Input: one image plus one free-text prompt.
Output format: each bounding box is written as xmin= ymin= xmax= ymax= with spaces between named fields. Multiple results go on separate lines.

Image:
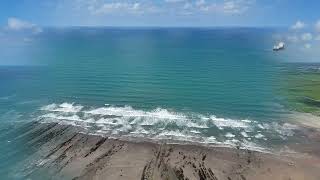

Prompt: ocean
xmin=0 ymin=28 xmax=314 ymax=177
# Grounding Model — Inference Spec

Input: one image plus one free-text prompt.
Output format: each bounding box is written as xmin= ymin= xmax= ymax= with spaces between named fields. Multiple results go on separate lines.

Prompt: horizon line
xmin=40 ymin=25 xmax=288 ymax=29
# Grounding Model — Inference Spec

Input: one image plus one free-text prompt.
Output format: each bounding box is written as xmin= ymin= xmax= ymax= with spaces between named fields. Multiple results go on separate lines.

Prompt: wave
xmin=40 ymin=103 xmax=83 ymax=113
xmin=38 ymin=102 xmax=299 ymax=152
xmin=0 ymin=94 xmax=16 ymax=100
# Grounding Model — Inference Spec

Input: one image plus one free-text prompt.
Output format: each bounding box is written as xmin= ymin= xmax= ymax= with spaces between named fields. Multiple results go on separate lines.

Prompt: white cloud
xmin=84 ymin=1 xmax=162 ymax=15
xmin=287 ymin=35 xmax=299 ymax=42
xmin=191 ymin=0 xmax=253 ymax=14
xmin=7 ymin=18 xmax=33 ymax=30
xmin=315 ymin=20 xmax=320 ymax=32
xmin=221 ymin=0 xmax=254 ymax=15
xmin=92 ymin=2 xmax=141 ymax=14
xmin=315 ymin=35 xmax=320 ymax=41
xmin=195 ymin=0 xmax=206 ymax=6
xmin=166 ymin=0 xmax=254 ymax=15
xmin=291 ymin=20 xmax=305 ymax=30
xmin=65 ymin=0 xmax=255 ymax=19
xmin=304 ymin=43 xmax=311 ymax=49
xmin=165 ymin=0 xmax=185 ymax=3
xmin=301 ymin=33 xmax=313 ymax=41
xmin=191 ymin=0 xmax=212 ymax=12
xmin=132 ymin=3 xmax=140 ymax=10
xmin=223 ymin=1 xmax=247 ymax=14
xmin=183 ymin=2 xmax=192 ymax=9
xmin=6 ymin=17 xmax=42 ymax=33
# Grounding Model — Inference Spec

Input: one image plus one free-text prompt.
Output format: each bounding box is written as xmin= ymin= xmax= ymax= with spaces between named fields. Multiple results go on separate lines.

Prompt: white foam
xmin=205 ymin=136 xmax=218 ymax=143
xmin=37 ymin=102 xmax=286 ymax=152
xmin=254 ymin=133 xmax=264 ymax=139
xmin=95 ymin=118 xmax=118 ymax=125
xmin=271 ymin=122 xmax=297 ymax=137
xmin=190 ymin=130 xmax=201 ymax=134
xmin=257 ymin=124 xmax=265 ymax=129
xmin=225 ymin=132 xmax=235 ymax=138
xmin=155 ymin=130 xmax=197 ymax=141
xmin=241 ymin=131 xmax=249 ymax=138
xmin=84 ymin=106 xmax=209 ymax=129
xmin=85 ymin=106 xmax=183 ymax=120
xmin=240 ymin=140 xmax=267 ymax=152
xmin=40 ymin=103 xmax=257 ymax=131
xmin=130 ymin=127 xmax=150 ymax=135
xmin=117 ymin=124 xmax=133 ymax=133
xmin=209 ymin=115 xmax=251 ymax=129
xmin=41 ymin=103 xmax=83 ymax=113
xmin=157 ymin=130 xmax=189 ymax=138
xmin=225 ymin=139 xmax=240 ymax=145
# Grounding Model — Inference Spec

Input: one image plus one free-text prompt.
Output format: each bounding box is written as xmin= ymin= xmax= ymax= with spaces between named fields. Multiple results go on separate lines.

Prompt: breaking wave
xmin=38 ymin=102 xmax=299 ymax=152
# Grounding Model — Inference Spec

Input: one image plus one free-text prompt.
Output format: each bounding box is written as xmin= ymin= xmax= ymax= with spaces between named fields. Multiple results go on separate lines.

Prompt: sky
xmin=0 ymin=0 xmax=319 ymax=27
xmin=0 ymin=0 xmax=320 ymax=64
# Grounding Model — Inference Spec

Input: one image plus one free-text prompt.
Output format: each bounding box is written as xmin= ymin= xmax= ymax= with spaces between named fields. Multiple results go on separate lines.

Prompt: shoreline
xmin=287 ymin=111 xmax=320 ymax=129
xmin=5 ymin=121 xmax=320 ymax=180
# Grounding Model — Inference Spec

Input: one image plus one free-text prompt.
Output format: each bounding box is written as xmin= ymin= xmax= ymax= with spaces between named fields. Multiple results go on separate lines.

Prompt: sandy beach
xmin=6 ymin=121 xmax=320 ymax=180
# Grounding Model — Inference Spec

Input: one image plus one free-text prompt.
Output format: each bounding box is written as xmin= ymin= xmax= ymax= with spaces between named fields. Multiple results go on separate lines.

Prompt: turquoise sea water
xmin=0 ymin=28 xmax=306 ymax=178
xmin=1 ymin=28 xmax=283 ymax=115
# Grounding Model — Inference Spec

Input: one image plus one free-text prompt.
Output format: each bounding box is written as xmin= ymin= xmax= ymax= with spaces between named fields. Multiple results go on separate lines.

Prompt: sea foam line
xmin=38 ymin=102 xmax=298 ymax=152
xmin=39 ymin=103 xmax=255 ymax=130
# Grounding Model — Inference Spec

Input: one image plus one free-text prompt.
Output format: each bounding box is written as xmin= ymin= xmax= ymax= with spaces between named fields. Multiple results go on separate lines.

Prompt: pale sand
xmin=9 ymin=122 xmax=320 ymax=180
xmin=288 ymin=111 xmax=320 ymax=129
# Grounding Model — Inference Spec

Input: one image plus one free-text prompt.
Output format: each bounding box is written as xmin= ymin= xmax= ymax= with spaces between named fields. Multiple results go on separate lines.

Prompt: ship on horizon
xmin=273 ymin=42 xmax=285 ymax=51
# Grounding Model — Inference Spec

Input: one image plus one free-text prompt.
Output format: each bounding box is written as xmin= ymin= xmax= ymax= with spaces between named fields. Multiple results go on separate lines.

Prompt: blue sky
xmin=0 ymin=0 xmax=319 ymax=27
xmin=0 ymin=1 xmax=320 ymax=64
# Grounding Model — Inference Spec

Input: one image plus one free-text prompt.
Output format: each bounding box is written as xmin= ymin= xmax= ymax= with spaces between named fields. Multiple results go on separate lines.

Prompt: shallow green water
xmin=281 ymin=63 xmax=320 ymax=115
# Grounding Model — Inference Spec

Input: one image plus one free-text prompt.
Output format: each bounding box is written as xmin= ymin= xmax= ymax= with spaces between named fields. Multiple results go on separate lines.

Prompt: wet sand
xmin=8 ymin=122 xmax=320 ymax=180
